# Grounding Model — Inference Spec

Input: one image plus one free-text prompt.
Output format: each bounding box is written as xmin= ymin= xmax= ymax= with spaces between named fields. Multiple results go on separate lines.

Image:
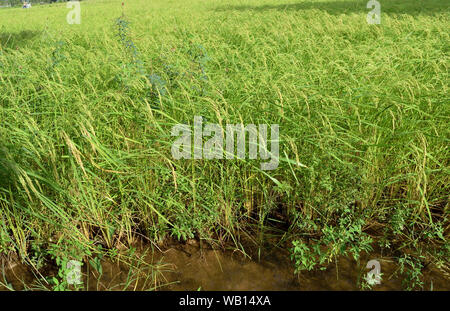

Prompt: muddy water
xmin=1 ymin=240 xmax=449 ymax=291
xmin=148 ymin=241 xmax=449 ymax=291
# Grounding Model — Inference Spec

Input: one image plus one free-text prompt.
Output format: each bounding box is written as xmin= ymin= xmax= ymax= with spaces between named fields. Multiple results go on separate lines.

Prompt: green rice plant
xmin=0 ymin=0 xmax=448 ymax=289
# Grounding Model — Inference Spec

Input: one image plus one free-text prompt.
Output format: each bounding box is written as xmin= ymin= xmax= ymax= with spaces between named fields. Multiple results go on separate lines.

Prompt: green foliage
xmin=291 ymin=205 xmax=373 ymax=272
xmin=398 ymin=254 xmax=425 ymax=291
xmin=291 ymin=241 xmax=318 ymax=272
xmin=0 ymin=0 xmax=448 ymax=290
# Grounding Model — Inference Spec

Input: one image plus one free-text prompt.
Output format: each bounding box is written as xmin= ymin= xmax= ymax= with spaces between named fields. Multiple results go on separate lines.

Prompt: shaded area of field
xmin=215 ymin=0 xmax=450 ymax=16
xmin=0 ymin=0 xmax=448 ymax=290
xmin=0 ymin=30 xmax=41 ymax=48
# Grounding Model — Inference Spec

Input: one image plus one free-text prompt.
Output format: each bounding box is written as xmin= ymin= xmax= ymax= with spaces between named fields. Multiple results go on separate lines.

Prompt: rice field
xmin=0 ymin=0 xmax=449 ymax=290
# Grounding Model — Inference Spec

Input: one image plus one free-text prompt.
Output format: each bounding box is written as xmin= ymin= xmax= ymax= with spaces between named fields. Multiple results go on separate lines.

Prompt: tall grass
xmin=0 ymin=0 xmax=448 ymax=289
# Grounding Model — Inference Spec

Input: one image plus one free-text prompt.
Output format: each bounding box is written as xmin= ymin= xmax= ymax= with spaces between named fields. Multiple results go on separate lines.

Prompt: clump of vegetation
xmin=0 ymin=0 xmax=448 ymax=290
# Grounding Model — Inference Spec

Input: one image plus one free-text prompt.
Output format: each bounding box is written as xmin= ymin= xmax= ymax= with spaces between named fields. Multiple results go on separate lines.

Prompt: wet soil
xmin=1 ymin=240 xmax=449 ymax=291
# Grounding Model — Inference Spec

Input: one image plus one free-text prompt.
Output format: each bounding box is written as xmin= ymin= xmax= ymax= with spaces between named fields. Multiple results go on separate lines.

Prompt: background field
xmin=0 ymin=0 xmax=448 ymax=290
